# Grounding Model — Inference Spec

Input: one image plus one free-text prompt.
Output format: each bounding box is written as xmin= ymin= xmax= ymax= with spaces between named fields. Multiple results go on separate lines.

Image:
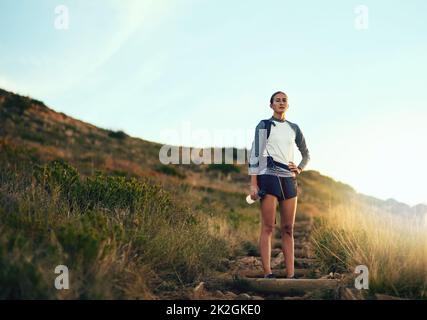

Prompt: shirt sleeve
xmin=248 ymin=120 xmax=267 ymax=175
xmin=294 ymin=125 xmax=310 ymax=170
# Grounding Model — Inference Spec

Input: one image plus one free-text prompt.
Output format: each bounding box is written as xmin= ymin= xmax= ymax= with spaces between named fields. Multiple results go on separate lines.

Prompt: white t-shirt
xmin=264 ymin=119 xmax=296 ymax=166
xmin=248 ymin=116 xmax=310 ymax=177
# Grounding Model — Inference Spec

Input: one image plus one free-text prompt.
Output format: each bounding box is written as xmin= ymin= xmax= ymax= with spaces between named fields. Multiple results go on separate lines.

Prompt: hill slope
xmin=1 ymin=88 xmax=425 ymax=299
xmin=1 ymin=88 xmax=424 ymax=217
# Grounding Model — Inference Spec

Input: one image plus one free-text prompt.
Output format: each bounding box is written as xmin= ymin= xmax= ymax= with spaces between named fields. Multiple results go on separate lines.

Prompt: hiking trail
xmin=190 ymin=214 xmax=360 ymax=300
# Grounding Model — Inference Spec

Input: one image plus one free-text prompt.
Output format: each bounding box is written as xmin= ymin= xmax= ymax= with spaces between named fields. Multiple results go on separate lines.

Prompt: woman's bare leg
xmin=279 ymin=196 xmax=298 ymax=278
xmin=259 ymin=194 xmax=277 ymax=276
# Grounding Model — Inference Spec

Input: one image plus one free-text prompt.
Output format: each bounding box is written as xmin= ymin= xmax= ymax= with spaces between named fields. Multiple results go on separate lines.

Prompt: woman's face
xmin=270 ymin=92 xmax=289 ymax=114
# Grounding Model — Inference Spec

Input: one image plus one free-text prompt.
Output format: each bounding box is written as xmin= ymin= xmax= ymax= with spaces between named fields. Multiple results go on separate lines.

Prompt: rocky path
xmin=191 ymin=215 xmax=355 ymax=300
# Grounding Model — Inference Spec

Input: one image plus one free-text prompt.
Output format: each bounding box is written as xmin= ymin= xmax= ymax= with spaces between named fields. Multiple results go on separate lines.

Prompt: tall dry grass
xmin=312 ymin=200 xmax=427 ymax=299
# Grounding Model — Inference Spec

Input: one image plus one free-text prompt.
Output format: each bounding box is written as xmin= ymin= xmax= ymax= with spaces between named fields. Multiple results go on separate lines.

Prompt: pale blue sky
xmin=1 ymin=0 xmax=426 ymax=206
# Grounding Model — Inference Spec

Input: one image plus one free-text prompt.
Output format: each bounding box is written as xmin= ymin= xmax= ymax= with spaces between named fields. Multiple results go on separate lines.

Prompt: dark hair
xmin=270 ymin=91 xmax=287 ymax=104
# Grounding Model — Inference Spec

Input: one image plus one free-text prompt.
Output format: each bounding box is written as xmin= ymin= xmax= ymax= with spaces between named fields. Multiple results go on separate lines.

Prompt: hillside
xmin=1 ymin=88 xmax=425 ymax=217
xmin=1 ymin=88 xmax=425 ymax=299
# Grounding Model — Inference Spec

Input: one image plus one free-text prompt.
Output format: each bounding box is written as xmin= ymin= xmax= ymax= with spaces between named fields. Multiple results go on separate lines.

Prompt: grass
xmin=0 ymin=145 xmax=233 ymax=299
xmin=311 ymin=200 xmax=427 ymax=299
xmin=0 ymin=141 xmax=265 ymax=299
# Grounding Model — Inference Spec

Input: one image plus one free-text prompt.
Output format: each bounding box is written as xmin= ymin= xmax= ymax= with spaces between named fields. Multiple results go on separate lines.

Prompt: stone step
xmin=274 ymin=230 xmax=310 ymax=238
xmin=271 ymin=248 xmax=282 ymax=257
xmin=234 ymin=278 xmax=340 ymax=295
xmin=272 ymin=242 xmax=306 ymax=250
xmin=272 ymin=255 xmax=319 ymax=268
xmin=238 ymin=268 xmax=313 ymax=278
xmin=294 ymin=258 xmax=318 ymax=268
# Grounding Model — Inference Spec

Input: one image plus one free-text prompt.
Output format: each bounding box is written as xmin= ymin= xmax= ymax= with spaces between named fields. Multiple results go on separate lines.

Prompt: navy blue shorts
xmin=257 ymin=174 xmax=298 ymax=201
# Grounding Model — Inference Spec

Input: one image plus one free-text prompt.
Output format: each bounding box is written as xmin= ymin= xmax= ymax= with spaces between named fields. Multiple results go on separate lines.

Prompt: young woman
xmin=248 ymin=91 xmax=310 ymax=279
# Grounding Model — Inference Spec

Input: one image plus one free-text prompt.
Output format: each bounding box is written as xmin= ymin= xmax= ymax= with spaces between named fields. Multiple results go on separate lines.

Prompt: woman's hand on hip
xmin=288 ymin=161 xmax=301 ymax=177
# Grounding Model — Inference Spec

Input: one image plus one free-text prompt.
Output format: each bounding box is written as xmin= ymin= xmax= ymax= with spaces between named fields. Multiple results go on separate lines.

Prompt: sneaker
xmin=286 ymin=274 xmax=299 ymax=279
xmin=264 ymin=273 xmax=276 ymax=279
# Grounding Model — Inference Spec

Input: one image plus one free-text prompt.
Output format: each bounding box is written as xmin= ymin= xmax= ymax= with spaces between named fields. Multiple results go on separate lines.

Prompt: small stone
xmin=225 ymin=291 xmax=237 ymax=298
xmin=214 ymin=290 xmax=225 ymax=298
xmin=236 ymin=293 xmax=252 ymax=300
xmin=193 ymin=282 xmax=205 ymax=299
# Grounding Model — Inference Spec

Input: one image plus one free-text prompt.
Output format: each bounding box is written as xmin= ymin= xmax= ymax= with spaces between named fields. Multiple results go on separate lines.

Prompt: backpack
xmin=259 ymin=119 xmax=277 ymax=168
xmin=261 ymin=119 xmax=276 ymax=139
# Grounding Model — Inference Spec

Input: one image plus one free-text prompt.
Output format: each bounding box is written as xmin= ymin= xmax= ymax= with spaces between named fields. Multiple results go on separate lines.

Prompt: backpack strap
xmin=261 ymin=119 xmax=275 ymax=139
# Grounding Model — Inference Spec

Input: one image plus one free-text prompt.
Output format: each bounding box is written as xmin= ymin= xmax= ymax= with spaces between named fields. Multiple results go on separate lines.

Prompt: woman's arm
xmin=294 ymin=124 xmax=310 ymax=171
xmin=250 ymin=174 xmax=257 ymax=186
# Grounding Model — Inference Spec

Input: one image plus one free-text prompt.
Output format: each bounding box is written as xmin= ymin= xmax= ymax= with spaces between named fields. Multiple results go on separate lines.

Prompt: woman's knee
xmin=281 ymin=223 xmax=294 ymax=237
xmin=261 ymin=223 xmax=275 ymax=235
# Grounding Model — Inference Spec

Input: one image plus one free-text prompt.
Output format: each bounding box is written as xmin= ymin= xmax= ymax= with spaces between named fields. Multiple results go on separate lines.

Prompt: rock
xmin=214 ymin=290 xmax=225 ymax=298
xmin=216 ymin=258 xmax=231 ymax=271
xmin=193 ymin=282 xmax=205 ymax=299
xmin=283 ymin=296 xmax=306 ymax=300
xmin=235 ymin=278 xmax=340 ymax=295
xmin=375 ymin=293 xmax=407 ymax=300
xmin=252 ymin=295 xmax=264 ymax=300
xmin=225 ymin=291 xmax=237 ymax=298
xmin=236 ymin=293 xmax=252 ymax=300
xmin=239 ymin=268 xmax=312 ymax=278
xmin=271 ymin=248 xmax=282 ymax=257
xmin=340 ymin=287 xmax=364 ymax=300
xmin=271 ymin=252 xmax=284 ymax=267
xmin=235 ymin=256 xmax=263 ymax=269
xmin=220 ymin=258 xmax=231 ymax=267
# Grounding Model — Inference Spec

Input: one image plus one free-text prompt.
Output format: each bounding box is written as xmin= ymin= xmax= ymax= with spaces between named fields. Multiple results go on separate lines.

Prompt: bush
xmin=207 ymin=164 xmax=240 ymax=174
xmin=241 ymin=240 xmax=259 ymax=256
xmin=0 ymin=156 xmax=231 ymax=299
xmin=108 ymin=130 xmax=127 ymax=140
xmin=2 ymin=94 xmax=32 ymax=116
xmin=34 ymin=159 xmax=79 ymax=196
xmin=155 ymin=164 xmax=186 ymax=179
xmin=34 ymin=160 xmax=172 ymax=213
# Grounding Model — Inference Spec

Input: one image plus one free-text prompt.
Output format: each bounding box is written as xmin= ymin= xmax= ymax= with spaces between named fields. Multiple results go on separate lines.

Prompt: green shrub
xmin=0 ymin=157 xmax=230 ymax=299
xmin=108 ymin=130 xmax=127 ymax=140
xmin=34 ymin=159 xmax=79 ymax=195
xmin=2 ymin=94 xmax=32 ymax=116
xmin=241 ymin=240 xmax=259 ymax=256
xmin=207 ymin=164 xmax=240 ymax=174
xmin=0 ymin=251 xmax=49 ymax=299
xmin=154 ymin=164 xmax=186 ymax=179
